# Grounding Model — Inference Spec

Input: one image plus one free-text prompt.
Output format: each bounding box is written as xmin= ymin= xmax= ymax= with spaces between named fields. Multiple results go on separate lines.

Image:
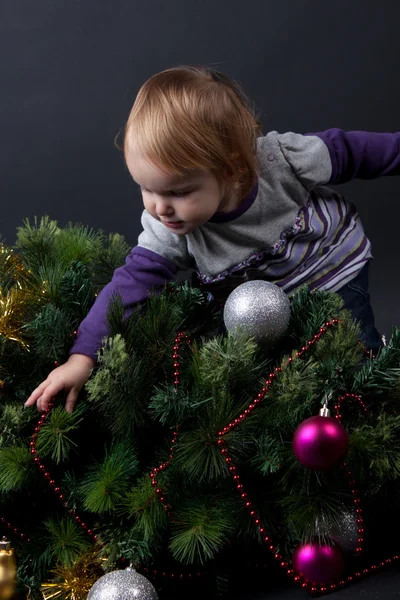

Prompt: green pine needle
xmin=348 ymin=413 xmax=400 ymax=481
xmin=96 ymin=519 xmax=154 ymax=567
xmin=54 ymin=223 xmax=102 ymax=267
xmin=312 ymin=320 xmax=363 ymax=374
xmin=35 ymin=406 xmax=84 ymax=464
xmin=89 ymin=233 xmax=131 ymax=291
xmin=352 ymin=329 xmax=400 ymax=395
xmin=281 ymin=487 xmax=351 ymax=543
xmin=175 ymin=427 xmax=230 ymax=483
xmin=27 ymin=304 xmax=76 ymax=363
xmin=289 ymin=287 xmax=346 ymax=343
xmin=15 ymin=216 xmax=60 ymax=274
xmin=149 ymin=387 xmax=213 ymax=426
xmin=0 ymin=404 xmax=30 ymax=447
xmin=195 ymin=334 xmax=261 ymax=392
xmin=45 ymin=517 xmax=91 ymax=567
xmin=252 ymin=432 xmax=284 ymax=475
xmin=256 ymin=356 xmax=319 ymax=434
xmin=169 ymin=500 xmax=235 ymax=565
xmin=85 ymin=334 xmax=149 ymax=434
xmin=122 ymin=475 xmax=169 ymax=542
xmin=0 ymin=445 xmax=34 ymax=491
xmin=80 ymin=443 xmax=139 ymax=513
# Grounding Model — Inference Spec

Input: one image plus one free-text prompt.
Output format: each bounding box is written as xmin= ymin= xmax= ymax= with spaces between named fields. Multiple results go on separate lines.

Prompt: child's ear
xmin=224 ymin=152 xmax=249 ymax=187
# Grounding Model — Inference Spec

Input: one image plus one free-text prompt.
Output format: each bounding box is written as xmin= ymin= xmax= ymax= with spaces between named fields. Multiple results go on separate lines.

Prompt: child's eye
xmin=171 ymin=190 xmax=191 ymax=197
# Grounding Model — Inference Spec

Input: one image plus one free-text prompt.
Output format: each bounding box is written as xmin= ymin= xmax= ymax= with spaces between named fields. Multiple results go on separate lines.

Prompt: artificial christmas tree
xmin=1 ymin=217 xmax=400 ymax=599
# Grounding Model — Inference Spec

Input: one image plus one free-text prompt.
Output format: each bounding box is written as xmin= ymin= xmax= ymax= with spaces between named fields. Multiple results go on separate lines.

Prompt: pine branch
xmin=97 ymin=517 xmax=155 ymax=567
xmin=251 ymin=432 xmax=284 ymax=475
xmin=80 ymin=442 xmax=139 ymax=513
xmin=149 ymin=386 xmax=213 ymax=426
xmin=169 ymin=499 xmax=235 ymax=565
xmin=348 ymin=413 xmax=400 ymax=482
xmin=164 ymin=280 xmax=219 ymax=333
xmin=15 ymin=216 xmax=60 ymax=275
xmin=54 ymin=223 xmax=103 ymax=267
xmin=289 ymin=287 xmax=347 ymax=344
xmin=174 ymin=427 xmax=231 ymax=483
xmin=61 ymin=471 xmax=81 ymax=512
xmin=35 ymin=406 xmax=84 ymax=464
xmin=0 ymin=403 xmax=33 ymax=447
xmin=122 ymin=475 xmax=169 ymax=543
xmin=57 ymin=261 xmax=94 ymax=317
xmin=281 ymin=485 xmax=351 ymax=543
xmin=312 ymin=320 xmax=364 ymax=377
xmin=173 ymin=417 xmax=253 ymax=485
xmin=89 ymin=233 xmax=131 ymax=291
xmin=85 ymin=335 xmax=150 ymax=435
xmin=193 ymin=334 xmax=265 ymax=395
xmin=0 ymin=445 xmax=34 ymax=491
xmin=255 ymin=355 xmax=320 ymax=435
xmin=351 ymin=328 xmax=400 ymax=396
xmin=45 ymin=517 xmax=91 ymax=568
xmin=27 ymin=304 xmax=77 ymax=364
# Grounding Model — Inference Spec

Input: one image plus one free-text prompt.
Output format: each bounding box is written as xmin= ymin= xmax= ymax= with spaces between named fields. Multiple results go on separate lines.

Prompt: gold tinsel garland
xmin=40 ymin=551 xmax=104 ymax=600
xmin=0 ymin=287 xmax=32 ymax=350
xmin=0 ymin=244 xmax=28 ymax=289
xmin=0 ymin=244 xmax=41 ymax=351
xmin=0 ymin=244 xmax=42 ymax=387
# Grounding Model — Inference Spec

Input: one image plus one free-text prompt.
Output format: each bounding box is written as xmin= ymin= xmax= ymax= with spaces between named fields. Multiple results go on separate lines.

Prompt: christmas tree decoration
xmin=292 ymin=405 xmax=349 ymax=470
xmin=292 ymin=540 xmax=345 ymax=585
xmin=0 ymin=287 xmax=32 ymax=349
xmin=41 ymin=550 xmax=104 ymax=600
xmin=315 ymin=507 xmax=360 ymax=553
xmin=223 ymin=280 xmax=291 ymax=344
xmin=2 ymin=219 xmax=400 ymax=597
xmin=87 ymin=566 xmax=158 ymax=600
xmin=0 ymin=537 xmax=17 ymax=600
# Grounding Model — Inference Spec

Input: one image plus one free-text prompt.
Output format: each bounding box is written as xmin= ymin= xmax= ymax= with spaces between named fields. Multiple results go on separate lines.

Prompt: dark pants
xmin=336 ymin=263 xmax=382 ymax=353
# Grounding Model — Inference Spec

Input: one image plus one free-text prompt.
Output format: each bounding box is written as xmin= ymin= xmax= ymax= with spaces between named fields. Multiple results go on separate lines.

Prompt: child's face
xmin=126 ymin=150 xmax=234 ymax=235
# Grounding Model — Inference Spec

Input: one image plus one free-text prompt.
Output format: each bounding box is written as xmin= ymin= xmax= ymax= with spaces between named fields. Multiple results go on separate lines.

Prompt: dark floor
xmin=238 ymin=567 xmax=400 ymax=599
xmin=161 ymin=565 xmax=400 ymax=599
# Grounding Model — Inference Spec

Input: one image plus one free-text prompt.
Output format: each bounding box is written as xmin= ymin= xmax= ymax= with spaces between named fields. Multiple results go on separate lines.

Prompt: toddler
xmin=25 ymin=65 xmax=400 ymax=413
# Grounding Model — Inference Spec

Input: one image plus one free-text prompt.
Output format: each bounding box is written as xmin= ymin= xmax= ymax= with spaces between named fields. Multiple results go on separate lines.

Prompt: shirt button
xmin=267 ymin=153 xmax=275 ymax=162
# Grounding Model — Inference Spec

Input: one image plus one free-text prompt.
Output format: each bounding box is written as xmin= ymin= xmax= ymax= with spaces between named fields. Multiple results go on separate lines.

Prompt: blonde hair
xmin=123 ymin=66 xmax=262 ymax=198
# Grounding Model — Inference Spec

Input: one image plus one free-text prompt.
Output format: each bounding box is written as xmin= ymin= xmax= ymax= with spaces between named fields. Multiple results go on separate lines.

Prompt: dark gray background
xmin=1 ymin=2 xmax=400 ymax=597
xmin=1 ymin=0 xmax=399 ymax=337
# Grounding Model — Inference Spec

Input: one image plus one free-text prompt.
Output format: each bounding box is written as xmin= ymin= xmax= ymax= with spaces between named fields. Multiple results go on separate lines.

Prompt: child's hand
xmin=24 ymin=354 xmax=96 ymax=414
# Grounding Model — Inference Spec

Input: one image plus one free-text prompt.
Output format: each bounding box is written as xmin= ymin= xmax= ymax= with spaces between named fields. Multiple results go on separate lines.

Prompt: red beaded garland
xmin=149 ymin=332 xmax=190 ymax=518
xmin=28 ymin=397 xmax=97 ymax=544
xmin=0 ymin=516 xmax=31 ymax=543
xmin=7 ymin=318 xmax=391 ymax=594
xmin=213 ymin=319 xmax=398 ymax=593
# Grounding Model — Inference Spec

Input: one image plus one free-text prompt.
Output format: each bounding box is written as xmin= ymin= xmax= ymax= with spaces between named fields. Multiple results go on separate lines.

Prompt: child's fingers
xmin=65 ymin=389 xmax=78 ymax=414
xmin=36 ymin=382 xmax=64 ymax=412
xmin=24 ymin=381 xmax=50 ymax=407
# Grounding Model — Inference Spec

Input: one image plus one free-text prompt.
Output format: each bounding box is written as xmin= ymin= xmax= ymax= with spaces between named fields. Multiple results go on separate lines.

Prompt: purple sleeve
xmin=70 ymin=246 xmax=179 ymax=360
xmin=311 ymin=129 xmax=400 ymax=184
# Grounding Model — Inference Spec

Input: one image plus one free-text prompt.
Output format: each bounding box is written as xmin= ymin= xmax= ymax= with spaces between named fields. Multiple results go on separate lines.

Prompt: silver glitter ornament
xmin=315 ymin=508 xmax=359 ymax=553
xmin=87 ymin=566 xmax=158 ymax=600
xmin=223 ymin=281 xmax=290 ymax=345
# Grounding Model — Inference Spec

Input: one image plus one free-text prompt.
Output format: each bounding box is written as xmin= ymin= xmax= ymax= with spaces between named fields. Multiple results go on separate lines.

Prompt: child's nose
xmin=156 ymin=197 xmax=174 ymax=216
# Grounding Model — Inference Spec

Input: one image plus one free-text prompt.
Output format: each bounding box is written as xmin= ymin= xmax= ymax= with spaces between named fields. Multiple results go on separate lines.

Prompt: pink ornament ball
xmin=292 ymin=415 xmax=349 ymax=470
xmin=292 ymin=540 xmax=345 ymax=585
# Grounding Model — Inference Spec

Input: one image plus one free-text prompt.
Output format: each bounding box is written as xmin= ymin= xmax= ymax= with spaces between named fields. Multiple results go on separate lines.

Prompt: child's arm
xmin=71 ymin=209 xmax=191 ymax=360
xmin=276 ymin=129 xmax=400 ymax=189
xmin=26 ymin=211 xmax=191 ymax=412
xmin=71 ymin=246 xmax=180 ymax=360
xmin=310 ymin=129 xmax=400 ymax=183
